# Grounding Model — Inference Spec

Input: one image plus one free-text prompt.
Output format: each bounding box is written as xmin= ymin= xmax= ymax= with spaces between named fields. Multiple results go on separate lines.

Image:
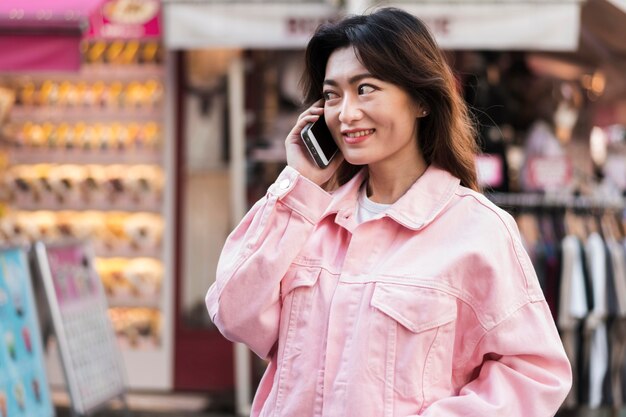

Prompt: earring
xmin=422 ymin=110 xmax=428 ymax=116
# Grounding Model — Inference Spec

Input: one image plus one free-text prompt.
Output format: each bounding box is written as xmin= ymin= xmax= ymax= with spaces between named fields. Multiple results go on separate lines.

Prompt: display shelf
xmin=93 ymin=246 xmax=163 ymax=260
xmin=106 ymin=295 xmax=161 ymax=309
xmin=9 ymin=106 xmax=164 ymax=123
xmin=2 ymin=39 xmax=173 ymax=390
xmin=79 ymin=64 xmax=165 ymax=82
xmin=8 ymin=148 xmax=162 ymax=165
xmin=1 ymin=65 xmax=164 ymax=84
xmin=12 ymin=199 xmax=163 ymax=214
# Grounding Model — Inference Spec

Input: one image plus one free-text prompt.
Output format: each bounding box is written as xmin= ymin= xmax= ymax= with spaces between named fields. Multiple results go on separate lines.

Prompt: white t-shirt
xmin=355 ymin=183 xmax=392 ymax=224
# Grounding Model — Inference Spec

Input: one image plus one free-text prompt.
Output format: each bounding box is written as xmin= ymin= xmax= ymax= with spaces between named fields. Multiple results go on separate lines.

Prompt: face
xmin=323 ymin=47 xmax=426 ymax=169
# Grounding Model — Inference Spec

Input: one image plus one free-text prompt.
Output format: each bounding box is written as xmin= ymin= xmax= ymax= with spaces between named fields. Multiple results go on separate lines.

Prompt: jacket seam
xmin=348 ymin=274 xmax=493 ymax=330
xmin=453 ymin=300 xmax=536 ymax=372
xmin=227 ymin=196 xmax=280 ymax=294
xmin=454 ymin=189 xmax=536 ymax=299
xmin=277 ymin=198 xmax=320 ymax=226
xmin=390 ymin=176 xmax=459 ymax=230
xmin=290 ymin=260 xmax=342 ymax=276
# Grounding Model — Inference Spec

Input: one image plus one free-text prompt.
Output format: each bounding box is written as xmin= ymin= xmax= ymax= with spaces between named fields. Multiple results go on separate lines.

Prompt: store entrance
xmin=173 ymin=50 xmax=236 ymax=394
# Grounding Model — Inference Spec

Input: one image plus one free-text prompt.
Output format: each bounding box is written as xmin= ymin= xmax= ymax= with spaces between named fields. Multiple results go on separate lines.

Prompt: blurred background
xmin=0 ymin=0 xmax=625 ymax=416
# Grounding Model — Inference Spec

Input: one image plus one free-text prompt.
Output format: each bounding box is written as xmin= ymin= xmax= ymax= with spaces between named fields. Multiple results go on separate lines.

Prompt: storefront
xmin=163 ymin=0 xmax=626 ymax=415
xmin=1 ymin=0 xmax=625 ymax=415
xmin=0 ymin=0 xmax=176 ymax=399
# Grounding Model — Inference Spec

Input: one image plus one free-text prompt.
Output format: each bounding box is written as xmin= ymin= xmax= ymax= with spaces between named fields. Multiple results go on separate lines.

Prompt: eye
xmin=358 ymin=84 xmax=376 ymax=95
xmin=322 ymin=90 xmax=338 ymax=101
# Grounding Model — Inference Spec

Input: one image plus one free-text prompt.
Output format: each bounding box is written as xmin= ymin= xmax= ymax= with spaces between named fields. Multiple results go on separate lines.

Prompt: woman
xmin=206 ymin=8 xmax=572 ymax=416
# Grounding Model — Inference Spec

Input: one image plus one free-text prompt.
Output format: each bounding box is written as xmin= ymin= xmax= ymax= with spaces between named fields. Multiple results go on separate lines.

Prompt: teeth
xmin=346 ymin=129 xmax=374 ymax=138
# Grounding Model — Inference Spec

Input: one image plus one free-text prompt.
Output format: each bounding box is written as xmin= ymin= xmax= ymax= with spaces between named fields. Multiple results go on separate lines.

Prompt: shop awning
xmin=0 ymin=0 xmax=105 ymax=72
xmin=162 ymin=1 xmax=339 ymax=49
xmin=163 ymin=0 xmax=582 ymax=51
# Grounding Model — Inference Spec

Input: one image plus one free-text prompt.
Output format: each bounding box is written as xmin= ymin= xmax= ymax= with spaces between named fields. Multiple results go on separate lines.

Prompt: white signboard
xmin=164 ymin=1 xmax=581 ymax=51
xmin=164 ymin=3 xmax=339 ymax=49
xmin=380 ymin=2 xmax=581 ymax=51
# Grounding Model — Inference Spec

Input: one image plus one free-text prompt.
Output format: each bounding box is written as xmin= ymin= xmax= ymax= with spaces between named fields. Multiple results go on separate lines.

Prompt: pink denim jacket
xmin=206 ymin=164 xmax=572 ymax=417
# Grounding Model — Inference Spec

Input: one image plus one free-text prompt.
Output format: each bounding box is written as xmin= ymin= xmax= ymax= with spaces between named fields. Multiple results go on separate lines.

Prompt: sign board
xmin=348 ymin=1 xmax=581 ymax=51
xmin=476 ymin=154 xmax=504 ymax=188
xmin=33 ymin=241 xmax=126 ymax=416
xmin=0 ymin=247 xmax=54 ymax=417
xmin=527 ymin=156 xmax=573 ymax=191
xmin=88 ymin=0 xmax=161 ymax=39
xmin=163 ymin=2 xmax=338 ymax=49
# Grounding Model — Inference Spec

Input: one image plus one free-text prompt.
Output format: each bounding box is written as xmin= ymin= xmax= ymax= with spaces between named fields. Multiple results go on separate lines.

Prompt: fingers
xmin=297 ymin=99 xmax=324 ymax=121
xmin=288 ymin=100 xmax=326 ymax=146
xmin=296 ymin=113 xmax=321 ymax=129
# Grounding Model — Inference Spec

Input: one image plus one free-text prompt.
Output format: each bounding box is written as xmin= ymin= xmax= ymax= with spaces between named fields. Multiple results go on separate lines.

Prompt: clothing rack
xmin=486 ymin=192 xmax=626 ymax=212
xmin=490 ymin=192 xmax=626 ymax=415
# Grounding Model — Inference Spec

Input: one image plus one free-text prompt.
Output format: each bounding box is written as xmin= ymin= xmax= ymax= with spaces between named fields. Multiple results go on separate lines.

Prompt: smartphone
xmin=300 ymin=114 xmax=339 ymax=168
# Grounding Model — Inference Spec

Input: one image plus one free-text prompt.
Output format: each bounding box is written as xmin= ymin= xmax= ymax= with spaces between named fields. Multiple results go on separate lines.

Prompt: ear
xmin=417 ymin=106 xmax=429 ymax=118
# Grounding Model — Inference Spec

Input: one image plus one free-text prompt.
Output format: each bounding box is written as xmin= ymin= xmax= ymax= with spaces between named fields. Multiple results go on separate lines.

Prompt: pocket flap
xmin=280 ymin=265 xmax=321 ymax=297
xmin=371 ymin=283 xmax=457 ymax=333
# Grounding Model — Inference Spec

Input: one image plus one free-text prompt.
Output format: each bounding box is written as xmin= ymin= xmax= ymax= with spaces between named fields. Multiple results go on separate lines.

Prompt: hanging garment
xmin=608 ymin=239 xmax=626 ymax=408
xmin=602 ymin=239 xmax=617 ymax=406
xmin=585 ymin=232 xmax=609 ymax=408
xmin=559 ymin=234 xmax=589 ymax=408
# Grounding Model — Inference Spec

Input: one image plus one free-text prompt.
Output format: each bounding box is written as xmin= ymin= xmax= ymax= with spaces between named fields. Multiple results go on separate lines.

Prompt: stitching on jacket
xmin=342 ymin=275 xmax=490 ymax=330
xmin=454 ymin=188 xmax=537 ymax=299
xmin=453 ymin=300 xmax=535 ymax=372
xmin=290 ymin=259 xmax=342 ymax=276
xmin=277 ymin=199 xmax=318 ymax=226
xmin=392 ymin=175 xmax=459 ymax=229
xmin=421 ymin=325 xmax=440 ymax=412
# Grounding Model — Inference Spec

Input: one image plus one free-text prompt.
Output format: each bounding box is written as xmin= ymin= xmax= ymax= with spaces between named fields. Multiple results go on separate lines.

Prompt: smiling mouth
xmin=344 ymin=129 xmax=375 ymax=138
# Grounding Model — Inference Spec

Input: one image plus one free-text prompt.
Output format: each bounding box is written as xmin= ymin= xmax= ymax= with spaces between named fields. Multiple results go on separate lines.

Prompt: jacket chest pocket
xmin=367 ymin=283 xmax=458 ymax=401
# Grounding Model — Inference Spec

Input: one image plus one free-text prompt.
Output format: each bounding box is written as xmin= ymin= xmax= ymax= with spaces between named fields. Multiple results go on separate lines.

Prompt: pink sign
xmin=88 ymin=0 xmax=161 ymax=39
xmin=527 ymin=156 xmax=573 ymax=191
xmin=46 ymin=245 xmax=99 ymax=309
xmin=475 ymin=154 xmax=504 ymax=188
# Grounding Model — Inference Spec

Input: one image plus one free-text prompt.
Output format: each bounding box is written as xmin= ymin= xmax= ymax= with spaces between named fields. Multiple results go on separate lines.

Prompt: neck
xmin=366 ymin=154 xmax=428 ymax=204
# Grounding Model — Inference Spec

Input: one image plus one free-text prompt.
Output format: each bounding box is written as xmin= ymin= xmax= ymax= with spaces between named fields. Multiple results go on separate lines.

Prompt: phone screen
xmin=310 ymin=115 xmax=338 ymax=157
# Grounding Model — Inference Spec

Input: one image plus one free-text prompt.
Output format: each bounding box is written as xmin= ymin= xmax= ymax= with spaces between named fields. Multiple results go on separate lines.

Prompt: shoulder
xmin=452 ymin=186 xmax=520 ymax=234
xmin=438 ymin=186 xmax=544 ymax=322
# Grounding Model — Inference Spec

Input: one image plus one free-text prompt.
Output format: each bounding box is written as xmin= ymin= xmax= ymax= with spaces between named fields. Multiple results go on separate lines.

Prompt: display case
xmin=0 ymin=37 xmax=174 ymax=390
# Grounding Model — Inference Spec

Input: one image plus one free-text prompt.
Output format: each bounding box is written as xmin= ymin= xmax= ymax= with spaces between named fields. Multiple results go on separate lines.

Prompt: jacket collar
xmin=322 ymin=164 xmax=461 ymax=230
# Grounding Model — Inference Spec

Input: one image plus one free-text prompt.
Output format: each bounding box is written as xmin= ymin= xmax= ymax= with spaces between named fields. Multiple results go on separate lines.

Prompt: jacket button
xmin=279 ymin=179 xmax=291 ymax=190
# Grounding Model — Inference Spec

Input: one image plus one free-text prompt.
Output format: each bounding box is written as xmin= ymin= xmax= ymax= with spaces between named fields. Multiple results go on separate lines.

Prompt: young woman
xmin=206 ymin=8 xmax=571 ymax=417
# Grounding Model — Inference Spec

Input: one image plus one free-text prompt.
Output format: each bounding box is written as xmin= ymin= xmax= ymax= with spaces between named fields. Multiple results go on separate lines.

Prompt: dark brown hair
xmin=301 ymin=7 xmax=480 ymax=191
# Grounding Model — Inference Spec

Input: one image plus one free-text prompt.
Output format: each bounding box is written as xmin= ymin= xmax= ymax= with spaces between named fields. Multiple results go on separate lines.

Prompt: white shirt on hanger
xmin=586 ymin=232 xmax=608 ymax=409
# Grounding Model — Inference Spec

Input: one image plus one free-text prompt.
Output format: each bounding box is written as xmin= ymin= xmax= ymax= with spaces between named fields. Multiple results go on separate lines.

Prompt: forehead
xmin=325 ymin=47 xmax=368 ymax=80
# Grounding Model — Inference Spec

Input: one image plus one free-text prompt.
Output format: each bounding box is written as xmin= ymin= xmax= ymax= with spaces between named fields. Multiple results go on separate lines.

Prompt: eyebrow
xmin=323 ymin=72 xmax=374 ymax=87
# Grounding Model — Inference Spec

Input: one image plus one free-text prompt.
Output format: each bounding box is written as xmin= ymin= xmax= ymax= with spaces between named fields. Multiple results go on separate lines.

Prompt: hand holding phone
xmin=285 ymin=100 xmax=343 ymax=186
xmin=300 ymin=115 xmax=339 ymax=169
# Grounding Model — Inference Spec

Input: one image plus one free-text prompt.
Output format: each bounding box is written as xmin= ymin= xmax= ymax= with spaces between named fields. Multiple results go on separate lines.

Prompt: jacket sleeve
xmin=417 ymin=295 xmax=572 ymax=416
xmin=205 ymin=166 xmax=332 ymax=359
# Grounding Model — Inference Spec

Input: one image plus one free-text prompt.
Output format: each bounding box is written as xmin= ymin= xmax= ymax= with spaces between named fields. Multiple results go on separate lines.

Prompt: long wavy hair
xmin=301 ymin=7 xmax=480 ymax=191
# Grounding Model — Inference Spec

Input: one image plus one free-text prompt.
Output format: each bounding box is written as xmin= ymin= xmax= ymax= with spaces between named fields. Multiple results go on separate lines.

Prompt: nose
xmin=338 ymin=94 xmax=363 ymax=124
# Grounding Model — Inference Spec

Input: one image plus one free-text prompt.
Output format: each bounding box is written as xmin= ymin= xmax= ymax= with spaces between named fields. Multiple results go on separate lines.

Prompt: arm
xmin=418 ymin=299 xmax=572 ymax=417
xmin=205 ymin=166 xmax=332 ymax=359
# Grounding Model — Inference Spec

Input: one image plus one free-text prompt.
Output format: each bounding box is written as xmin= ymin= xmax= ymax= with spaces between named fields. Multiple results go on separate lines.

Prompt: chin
xmin=343 ymin=153 xmax=376 ymax=166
